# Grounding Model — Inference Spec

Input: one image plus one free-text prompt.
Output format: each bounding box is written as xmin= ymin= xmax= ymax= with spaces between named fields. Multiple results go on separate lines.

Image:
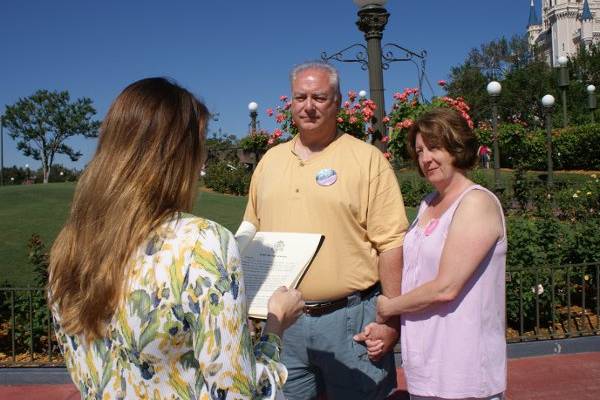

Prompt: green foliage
xmin=447 ymin=40 xmax=600 ymax=128
xmin=0 ymin=234 xmax=51 ymax=357
xmin=206 ymin=132 xmax=238 ymax=163
xmin=398 ymin=177 xmax=431 ymax=208
xmin=3 ymin=90 xmax=100 ymax=183
xmin=203 ymin=161 xmax=251 ymax=196
xmin=476 ymin=122 xmax=600 ymax=170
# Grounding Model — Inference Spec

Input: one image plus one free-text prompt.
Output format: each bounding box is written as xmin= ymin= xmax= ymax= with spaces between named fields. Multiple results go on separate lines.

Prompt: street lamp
xmin=557 ymin=56 xmax=569 ymax=128
xmin=358 ymin=90 xmax=368 ymax=99
xmin=486 ymin=81 xmax=502 ymax=192
xmin=322 ymin=1 xmax=427 ymax=153
xmin=541 ymin=94 xmax=555 ymax=188
xmin=587 ymin=85 xmax=597 ymax=123
xmin=354 ymin=0 xmax=388 ymax=151
xmin=25 ymin=163 xmax=30 ymax=184
xmin=248 ymin=101 xmax=258 ymax=134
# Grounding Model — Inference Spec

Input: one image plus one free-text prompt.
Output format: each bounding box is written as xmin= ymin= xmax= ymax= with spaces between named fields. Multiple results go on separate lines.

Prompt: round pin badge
xmin=315 ymin=168 xmax=337 ymax=186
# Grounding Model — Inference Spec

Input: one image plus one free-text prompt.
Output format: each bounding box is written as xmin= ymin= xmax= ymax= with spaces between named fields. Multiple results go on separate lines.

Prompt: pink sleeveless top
xmin=401 ymin=185 xmax=507 ymax=398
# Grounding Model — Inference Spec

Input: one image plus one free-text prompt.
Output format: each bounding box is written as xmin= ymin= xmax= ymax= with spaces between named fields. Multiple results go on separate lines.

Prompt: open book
xmin=236 ymin=231 xmax=323 ymax=319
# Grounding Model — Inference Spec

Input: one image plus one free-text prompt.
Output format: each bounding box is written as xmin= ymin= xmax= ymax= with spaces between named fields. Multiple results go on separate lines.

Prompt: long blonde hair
xmin=49 ymin=77 xmax=209 ymax=341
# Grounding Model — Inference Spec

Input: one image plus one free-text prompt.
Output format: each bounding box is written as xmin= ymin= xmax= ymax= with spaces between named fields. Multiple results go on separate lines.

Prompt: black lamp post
xmin=354 ymin=0 xmax=388 ymax=151
xmin=588 ymin=84 xmax=597 ymax=123
xmin=557 ymin=56 xmax=569 ymax=128
xmin=321 ymin=0 xmax=427 ymax=153
xmin=248 ymin=101 xmax=258 ymax=133
xmin=486 ymin=81 xmax=502 ymax=192
xmin=541 ymin=94 xmax=556 ymax=188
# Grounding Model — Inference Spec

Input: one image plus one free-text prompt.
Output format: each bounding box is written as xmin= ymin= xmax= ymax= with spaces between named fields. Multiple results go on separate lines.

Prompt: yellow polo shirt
xmin=243 ymin=133 xmax=408 ymax=301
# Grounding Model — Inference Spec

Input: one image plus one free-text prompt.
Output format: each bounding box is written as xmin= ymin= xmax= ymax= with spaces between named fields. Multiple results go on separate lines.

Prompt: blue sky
xmin=0 ymin=0 xmax=534 ymax=170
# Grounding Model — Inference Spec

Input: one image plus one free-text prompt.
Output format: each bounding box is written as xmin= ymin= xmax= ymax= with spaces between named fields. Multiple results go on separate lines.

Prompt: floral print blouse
xmin=52 ymin=215 xmax=287 ymax=399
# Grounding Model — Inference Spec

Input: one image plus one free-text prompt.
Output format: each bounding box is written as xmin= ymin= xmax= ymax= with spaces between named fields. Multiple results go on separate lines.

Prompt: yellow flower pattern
xmin=52 ymin=215 xmax=287 ymax=399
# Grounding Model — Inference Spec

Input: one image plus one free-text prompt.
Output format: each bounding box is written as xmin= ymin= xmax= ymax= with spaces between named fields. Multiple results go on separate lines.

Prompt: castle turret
xmin=527 ymin=0 xmax=542 ymax=48
xmin=581 ymin=0 xmax=594 ymax=48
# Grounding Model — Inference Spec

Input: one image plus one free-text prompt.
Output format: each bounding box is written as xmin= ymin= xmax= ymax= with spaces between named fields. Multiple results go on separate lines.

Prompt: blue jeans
xmin=281 ymin=292 xmax=397 ymax=400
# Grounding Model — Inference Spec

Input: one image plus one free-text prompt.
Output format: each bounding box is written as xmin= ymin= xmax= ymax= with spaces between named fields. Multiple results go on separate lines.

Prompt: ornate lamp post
xmin=486 ymin=81 xmax=502 ymax=191
xmin=322 ymin=1 xmax=427 ymax=152
xmin=587 ymin=84 xmax=597 ymax=123
xmin=557 ymin=56 xmax=569 ymax=128
xmin=248 ymin=101 xmax=258 ymax=133
xmin=541 ymin=94 xmax=555 ymax=188
xmin=354 ymin=0 xmax=388 ymax=151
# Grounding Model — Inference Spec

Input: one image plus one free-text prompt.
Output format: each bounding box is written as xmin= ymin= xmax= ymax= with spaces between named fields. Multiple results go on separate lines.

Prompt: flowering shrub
xmin=239 ymin=129 xmax=283 ymax=155
xmin=266 ymin=91 xmax=376 ymax=143
xmin=386 ymin=86 xmax=473 ymax=161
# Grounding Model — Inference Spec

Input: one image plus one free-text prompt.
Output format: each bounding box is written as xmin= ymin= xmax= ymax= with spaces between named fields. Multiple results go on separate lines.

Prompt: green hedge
xmin=476 ymin=123 xmax=600 ymax=170
xmin=203 ymin=161 xmax=251 ymax=196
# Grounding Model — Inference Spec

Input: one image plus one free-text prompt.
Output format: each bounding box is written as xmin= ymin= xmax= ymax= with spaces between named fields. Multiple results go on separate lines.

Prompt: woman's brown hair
xmin=406 ymin=107 xmax=478 ymax=176
xmin=48 ymin=77 xmax=209 ymax=341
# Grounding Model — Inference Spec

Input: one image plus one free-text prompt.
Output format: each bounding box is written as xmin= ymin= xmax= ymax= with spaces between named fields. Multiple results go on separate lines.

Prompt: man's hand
xmin=353 ymin=321 xmax=399 ymax=361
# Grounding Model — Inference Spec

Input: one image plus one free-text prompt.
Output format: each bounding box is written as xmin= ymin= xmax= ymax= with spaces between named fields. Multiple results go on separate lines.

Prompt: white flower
xmin=532 ymin=284 xmax=544 ymax=295
xmin=584 ymin=275 xmax=590 ymax=281
xmin=587 ymin=191 xmax=592 ymax=196
xmin=573 ymin=193 xmax=579 ymax=198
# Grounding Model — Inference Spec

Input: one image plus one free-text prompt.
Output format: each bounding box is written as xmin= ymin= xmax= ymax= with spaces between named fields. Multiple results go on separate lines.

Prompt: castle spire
xmin=527 ymin=0 xmax=540 ymax=27
xmin=581 ymin=0 xmax=593 ymax=21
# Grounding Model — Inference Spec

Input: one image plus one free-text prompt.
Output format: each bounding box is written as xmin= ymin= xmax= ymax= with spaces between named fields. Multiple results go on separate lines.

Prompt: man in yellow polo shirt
xmin=240 ymin=62 xmax=408 ymax=399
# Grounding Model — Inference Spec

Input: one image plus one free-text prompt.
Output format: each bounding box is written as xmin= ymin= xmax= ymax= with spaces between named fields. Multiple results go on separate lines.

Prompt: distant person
xmin=238 ymin=62 xmax=409 ymax=399
xmin=366 ymin=108 xmax=507 ymax=400
xmin=48 ymin=77 xmax=304 ymax=399
xmin=478 ymin=145 xmax=491 ymax=169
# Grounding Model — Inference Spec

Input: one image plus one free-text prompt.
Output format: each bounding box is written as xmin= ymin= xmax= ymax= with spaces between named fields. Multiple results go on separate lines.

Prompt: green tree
xmin=3 ymin=90 xmax=100 ymax=183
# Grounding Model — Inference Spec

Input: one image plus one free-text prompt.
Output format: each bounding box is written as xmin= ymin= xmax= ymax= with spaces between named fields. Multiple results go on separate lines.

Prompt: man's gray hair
xmin=290 ymin=61 xmax=341 ymax=101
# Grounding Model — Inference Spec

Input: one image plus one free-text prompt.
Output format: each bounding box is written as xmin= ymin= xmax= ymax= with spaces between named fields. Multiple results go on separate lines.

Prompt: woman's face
xmin=415 ymin=133 xmax=457 ymax=185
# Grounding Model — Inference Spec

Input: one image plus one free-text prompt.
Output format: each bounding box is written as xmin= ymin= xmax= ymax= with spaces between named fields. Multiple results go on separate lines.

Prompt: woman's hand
xmin=265 ymin=286 xmax=304 ymax=337
xmin=376 ymin=295 xmax=390 ymax=323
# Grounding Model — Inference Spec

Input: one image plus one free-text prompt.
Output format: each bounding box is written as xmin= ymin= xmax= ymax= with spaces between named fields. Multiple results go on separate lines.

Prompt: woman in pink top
xmin=371 ymin=108 xmax=507 ymax=399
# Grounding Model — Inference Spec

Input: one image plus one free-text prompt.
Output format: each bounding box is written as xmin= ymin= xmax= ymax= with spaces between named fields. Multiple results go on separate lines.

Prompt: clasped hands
xmin=353 ymin=295 xmax=396 ymax=361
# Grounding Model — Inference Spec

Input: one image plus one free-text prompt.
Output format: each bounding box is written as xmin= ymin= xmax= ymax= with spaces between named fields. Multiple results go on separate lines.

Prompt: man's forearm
xmin=379 ymin=246 xmax=403 ymax=297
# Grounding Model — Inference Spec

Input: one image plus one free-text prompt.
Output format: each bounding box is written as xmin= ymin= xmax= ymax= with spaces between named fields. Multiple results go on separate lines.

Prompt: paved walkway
xmin=1 ymin=352 xmax=599 ymax=399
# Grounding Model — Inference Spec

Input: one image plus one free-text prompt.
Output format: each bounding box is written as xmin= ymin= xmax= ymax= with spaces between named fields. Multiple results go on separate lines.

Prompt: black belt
xmin=303 ymin=283 xmax=380 ymax=316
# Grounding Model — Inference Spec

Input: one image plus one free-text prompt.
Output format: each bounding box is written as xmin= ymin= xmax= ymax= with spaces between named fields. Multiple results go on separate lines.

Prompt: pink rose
xmin=383 ymin=152 xmax=392 ymax=159
xmin=276 ymin=114 xmax=285 ymax=123
xmin=382 ymin=116 xmax=390 ymax=123
xmin=273 ymin=128 xmax=283 ymax=138
xmin=401 ymin=119 xmax=414 ymax=129
xmin=381 ymin=135 xmax=390 ymax=143
xmin=266 ymin=108 xmax=274 ymax=117
xmin=437 ymin=80 xmax=447 ymax=87
xmin=268 ymin=138 xmax=274 ymax=145
xmin=349 ymin=116 xmax=358 ymax=124
xmin=343 ymin=101 xmax=351 ymax=109
xmin=337 ymin=117 xmax=344 ymax=123
xmin=280 ymin=95 xmax=288 ymax=102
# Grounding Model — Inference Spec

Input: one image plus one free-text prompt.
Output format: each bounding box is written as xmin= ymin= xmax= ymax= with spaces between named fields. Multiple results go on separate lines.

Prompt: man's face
xmin=291 ymin=68 xmax=340 ymax=135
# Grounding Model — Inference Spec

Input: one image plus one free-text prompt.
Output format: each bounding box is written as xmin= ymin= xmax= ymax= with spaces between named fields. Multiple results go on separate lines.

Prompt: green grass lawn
xmin=0 ymin=183 xmax=416 ymax=286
